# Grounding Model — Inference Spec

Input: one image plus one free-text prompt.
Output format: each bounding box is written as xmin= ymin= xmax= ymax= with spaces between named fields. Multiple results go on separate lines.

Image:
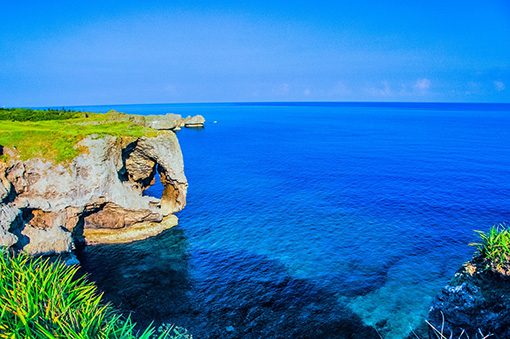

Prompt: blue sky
xmin=1 ymin=0 xmax=509 ymax=106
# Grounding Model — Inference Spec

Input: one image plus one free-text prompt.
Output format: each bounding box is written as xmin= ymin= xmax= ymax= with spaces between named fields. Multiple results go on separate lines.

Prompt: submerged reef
xmin=0 ymin=109 xmax=204 ymax=257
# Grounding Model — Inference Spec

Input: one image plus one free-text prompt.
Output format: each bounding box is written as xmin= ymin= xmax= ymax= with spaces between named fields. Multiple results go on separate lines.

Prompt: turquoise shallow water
xmin=68 ymin=102 xmax=510 ymax=338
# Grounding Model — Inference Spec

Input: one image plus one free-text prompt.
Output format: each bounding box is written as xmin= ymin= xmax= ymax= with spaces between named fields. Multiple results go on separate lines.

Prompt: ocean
xmin=66 ymin=102 xmax=510 ymax=338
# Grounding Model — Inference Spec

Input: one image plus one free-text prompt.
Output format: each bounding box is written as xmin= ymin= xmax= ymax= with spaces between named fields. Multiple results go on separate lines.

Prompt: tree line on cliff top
xmin=0 ymin=107 xmax=82 ymax=121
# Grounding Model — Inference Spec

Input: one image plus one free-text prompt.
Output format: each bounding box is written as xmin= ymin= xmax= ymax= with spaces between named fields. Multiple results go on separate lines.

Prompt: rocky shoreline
xmin=3 ymin=109 xmax=508 ymax=339
xmin=0 ymin=111 xmax=204 ymax=258
xmin=428 ymin=254 xmax=510 ymax=338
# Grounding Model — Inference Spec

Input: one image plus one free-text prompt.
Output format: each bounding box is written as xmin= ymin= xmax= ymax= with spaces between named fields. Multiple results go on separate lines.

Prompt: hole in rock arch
xmin=142 ymin=164 xmax=164 ymax=200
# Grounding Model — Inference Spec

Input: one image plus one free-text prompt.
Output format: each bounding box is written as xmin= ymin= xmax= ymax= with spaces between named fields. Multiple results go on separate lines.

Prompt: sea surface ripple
xmin=73 ymin=102 xmax=510 ymax=339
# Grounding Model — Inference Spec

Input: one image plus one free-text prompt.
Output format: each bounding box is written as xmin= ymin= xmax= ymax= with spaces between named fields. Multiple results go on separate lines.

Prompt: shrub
xmin=0 ymin=248 xmax=191 ymax=339
xmin=0 ymin=108 xmax=81 ymax=121
xmin=470 ymin=223 xmax=510 ymax=272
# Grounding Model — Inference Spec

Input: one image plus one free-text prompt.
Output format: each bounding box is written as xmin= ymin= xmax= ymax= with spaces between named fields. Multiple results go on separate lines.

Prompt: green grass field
xmin=0 ymin=108 xmax=155 ymax=162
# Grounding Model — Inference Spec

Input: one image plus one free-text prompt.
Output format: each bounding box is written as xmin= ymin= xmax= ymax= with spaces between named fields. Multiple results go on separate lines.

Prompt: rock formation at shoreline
xmin=0 ymin=123 xmax=191 ymax=256
xmin=428 ymin=255 xmax=510 ymax=338
xmin=146 ymin=113 xmax=205 ymax=130
xmin=184 ymin=114 xmax=205 ymax=128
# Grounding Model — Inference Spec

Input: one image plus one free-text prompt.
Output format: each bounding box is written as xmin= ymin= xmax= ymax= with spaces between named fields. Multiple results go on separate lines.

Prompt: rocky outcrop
xmin=184 ymin=115 xmax=205 ymax=128
xmin=0 ymin=204 xmax=20 ymax=248
xmin=428 ymin=256 xmax=510 ymax=338
xmin=146 ymin=114 xmax=186 ymax=130
xmin=146 ymin=113 xmax=205 ymax=130
xmin=103 ymin=110 xmax=146 ymax=126
xmin=0 ymin=130 xmax=187 ymax=256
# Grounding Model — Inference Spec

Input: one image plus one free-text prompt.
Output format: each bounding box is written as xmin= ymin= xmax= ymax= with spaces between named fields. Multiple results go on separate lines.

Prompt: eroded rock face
xmin=185 ymin=114 xmax=205 ymax=128
xmin=146 ymin=113 xmax=186 ymax=130
xmin=0 ymin=130 xmax=187 ymax=255
xmin=428 ymin=257 xmax=510 ymax=338
xmin=83 ymin=203 xmax=162 ymax=229
xmin=0 ymin=204 xmax=20 ymax=248
xmin=145 ymin=113 xmax=205 ymax=130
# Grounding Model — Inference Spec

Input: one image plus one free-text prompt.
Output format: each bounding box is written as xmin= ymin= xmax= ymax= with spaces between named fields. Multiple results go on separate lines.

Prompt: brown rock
xmin=0 ymin=125 xmax=188 ymax=255
xmin=24 ymin=210 xmax=55 ymax=229
xmin=161 ymin=178 xmax=188 ymax=215
xmin=83 ymin=214 xmax=178 ymax=245
xmin=26 ymin=209 xmax=62 ymax=229
xmin=84 ymin=203 xmax=162 ymax=229
xmin=124 ymin=143 xmax=157 ymax=187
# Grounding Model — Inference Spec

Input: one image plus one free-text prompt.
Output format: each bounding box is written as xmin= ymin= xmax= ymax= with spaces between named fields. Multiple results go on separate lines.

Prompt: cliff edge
xmin=0 ymin=109 xmax=203 ymax=257
xmin=428 ymin=228 xmax=510 ymax=338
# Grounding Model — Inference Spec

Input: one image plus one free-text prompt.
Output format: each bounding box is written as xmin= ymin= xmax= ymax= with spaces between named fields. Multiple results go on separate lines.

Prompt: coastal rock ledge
xmin=0 ymin=131 xmax=187 ymax=256
xmin=428 ymin=256 xmax=510 ymax=338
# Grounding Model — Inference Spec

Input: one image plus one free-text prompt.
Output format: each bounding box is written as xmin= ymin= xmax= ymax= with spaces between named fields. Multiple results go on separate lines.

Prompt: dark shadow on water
xmin=76 ymin=227 xmax=379 ymax=339
xmin=76 ymin=227 xmax=192 ymax=318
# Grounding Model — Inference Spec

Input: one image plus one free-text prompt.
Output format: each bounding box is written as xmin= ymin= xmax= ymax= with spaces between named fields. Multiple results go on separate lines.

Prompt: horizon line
xmin=21 ymin=101 xmax=510 ymax=110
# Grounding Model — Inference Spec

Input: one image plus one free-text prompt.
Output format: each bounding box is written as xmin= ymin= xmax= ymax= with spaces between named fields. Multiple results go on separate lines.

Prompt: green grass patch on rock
xmin=0 ymin=108 xmax=156 ymax=162
xmin=470 ymin=223 xmax=510 ymax=274
xmin=0 ymin=248 xmax=191 ymax=339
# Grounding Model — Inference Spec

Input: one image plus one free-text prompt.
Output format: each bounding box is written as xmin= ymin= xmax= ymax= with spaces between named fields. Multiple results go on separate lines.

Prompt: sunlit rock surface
xmin=184 ymin=114 xmax=205 ymax=128
xmin=0 ymin=130 xmax=187 ymax=255
xmin=146 ymin=113 xmax=205 ymax=130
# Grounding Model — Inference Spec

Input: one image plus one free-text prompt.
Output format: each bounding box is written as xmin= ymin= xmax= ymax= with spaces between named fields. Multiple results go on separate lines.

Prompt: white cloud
xmin=304 ymin=88 xmax=311 ymax=96
xmin=330 ymin=81 xmax=352 ymax=96
xmin=366 ymin=81 xmax=392 ymax=97
xmin=466 ymin=81 xmax=481 ymax=95
xmin=366 ymin=79 xmax=434 ymax=98
xmin=494 ymin=80 xmax=505 ymax=91
xmin=412 ymin=78 xmax=431 ymax=95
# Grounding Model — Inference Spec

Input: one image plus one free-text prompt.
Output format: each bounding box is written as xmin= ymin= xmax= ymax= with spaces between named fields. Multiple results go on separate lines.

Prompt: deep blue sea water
xmin=66 ymin=102 xmax=509 ymax=338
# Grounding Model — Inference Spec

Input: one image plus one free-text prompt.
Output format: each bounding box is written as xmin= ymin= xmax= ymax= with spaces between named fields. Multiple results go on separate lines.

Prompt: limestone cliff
xmin=0 ymin=131 xmax=187 ymax=256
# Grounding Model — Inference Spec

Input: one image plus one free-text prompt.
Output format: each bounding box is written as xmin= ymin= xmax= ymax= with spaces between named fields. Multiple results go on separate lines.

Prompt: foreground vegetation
xmin=0 ymin=248 xmax=191 ymax=339
xmin=0 ymin=107 xmax=154 ymax=162
xmin=421 ymin=226 xmax=507 ymax=339
xmin=470 ymin=223 xmax=510 ymax=272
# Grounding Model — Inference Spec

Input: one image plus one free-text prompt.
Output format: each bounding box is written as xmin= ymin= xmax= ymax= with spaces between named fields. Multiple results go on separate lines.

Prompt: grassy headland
xmin=0 ymin=108 xmax=155 ymax=162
